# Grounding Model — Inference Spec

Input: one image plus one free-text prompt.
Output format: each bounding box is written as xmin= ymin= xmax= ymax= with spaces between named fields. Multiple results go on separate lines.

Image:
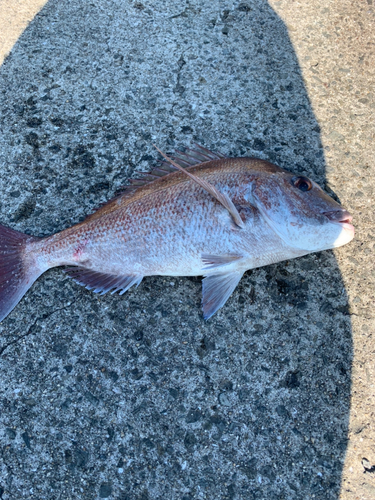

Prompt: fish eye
xmin=292 ymin=176 xmax=312 ymax=192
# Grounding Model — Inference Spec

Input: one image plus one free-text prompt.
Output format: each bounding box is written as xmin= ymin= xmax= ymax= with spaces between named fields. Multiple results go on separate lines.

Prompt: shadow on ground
xmin=0 ymin=1 xmax=352 ymax=499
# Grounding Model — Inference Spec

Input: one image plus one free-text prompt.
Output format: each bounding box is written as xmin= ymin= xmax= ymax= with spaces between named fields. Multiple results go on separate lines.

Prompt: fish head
xmin=250 ymin=169 xmax=354 ymax=252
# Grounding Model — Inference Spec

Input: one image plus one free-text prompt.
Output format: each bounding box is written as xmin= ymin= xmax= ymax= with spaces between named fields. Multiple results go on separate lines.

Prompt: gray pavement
xmin=0 ymin=1 xmax=373 ymax=499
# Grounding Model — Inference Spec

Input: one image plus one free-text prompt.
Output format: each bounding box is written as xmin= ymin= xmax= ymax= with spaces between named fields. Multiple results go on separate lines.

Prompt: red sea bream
xmin=0 ymin=145 xmax=354 ymax=321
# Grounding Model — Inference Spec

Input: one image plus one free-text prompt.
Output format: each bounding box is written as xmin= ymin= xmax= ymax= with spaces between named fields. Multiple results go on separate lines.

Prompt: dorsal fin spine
xmin=83 ymin=144 xmax=228 ymax=224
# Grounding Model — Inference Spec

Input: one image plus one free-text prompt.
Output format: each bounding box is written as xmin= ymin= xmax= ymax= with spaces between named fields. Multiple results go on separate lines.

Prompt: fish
xmin=0 ymin=144 xmax=354 ymax=322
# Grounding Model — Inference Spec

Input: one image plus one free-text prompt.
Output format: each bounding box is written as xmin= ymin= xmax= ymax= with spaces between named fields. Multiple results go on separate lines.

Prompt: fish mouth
xmin=323 ymin=210 xmax=354 ymax=231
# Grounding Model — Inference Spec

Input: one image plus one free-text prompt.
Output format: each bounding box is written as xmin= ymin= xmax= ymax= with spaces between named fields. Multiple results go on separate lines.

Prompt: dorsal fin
xmin=119 ymin=143 xmax=227 ymax=192
xmin=83 ymin=144 xmax=227 ymax=224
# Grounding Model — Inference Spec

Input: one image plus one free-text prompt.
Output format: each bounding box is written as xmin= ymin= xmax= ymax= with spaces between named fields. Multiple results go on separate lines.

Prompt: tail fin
xmin=0 ymin=224 xmax=43 ymax=322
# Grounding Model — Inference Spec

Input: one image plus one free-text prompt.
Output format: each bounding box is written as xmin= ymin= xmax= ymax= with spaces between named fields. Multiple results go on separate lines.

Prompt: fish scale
xmin=0 ymin=145 xmax=354 ymax=321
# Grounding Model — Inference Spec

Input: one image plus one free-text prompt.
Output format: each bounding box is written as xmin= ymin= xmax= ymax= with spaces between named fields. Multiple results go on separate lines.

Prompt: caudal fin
xmin=0 ymin=224 xmax=42 ymax=322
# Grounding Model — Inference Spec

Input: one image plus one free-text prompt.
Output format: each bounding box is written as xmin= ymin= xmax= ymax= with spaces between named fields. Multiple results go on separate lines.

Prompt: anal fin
xmin=202 ymin=271 xmax=243 ymax=320
xmin=65 ymin=267 xmax=143 ymax=296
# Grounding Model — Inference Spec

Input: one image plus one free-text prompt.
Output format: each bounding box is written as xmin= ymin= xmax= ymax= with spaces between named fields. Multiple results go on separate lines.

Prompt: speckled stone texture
xmin=0 ymin=1 xmax=373 ymax=499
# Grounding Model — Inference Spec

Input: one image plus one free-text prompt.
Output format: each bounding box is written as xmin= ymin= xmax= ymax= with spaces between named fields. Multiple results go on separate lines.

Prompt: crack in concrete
xmin=0 ymin=302 xmax=76 ymax=357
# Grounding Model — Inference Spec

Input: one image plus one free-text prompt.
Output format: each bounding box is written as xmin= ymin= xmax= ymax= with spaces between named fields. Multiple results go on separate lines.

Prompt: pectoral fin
xmin=154 ymin=145 xmax=245 ymax=229
xmin=202 ymin=271 xmax=243 ymax=319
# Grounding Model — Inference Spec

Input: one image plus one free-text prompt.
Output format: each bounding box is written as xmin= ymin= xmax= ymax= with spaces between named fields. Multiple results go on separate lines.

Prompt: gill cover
xmin=251 ymin=173 xmax=351 ymax=252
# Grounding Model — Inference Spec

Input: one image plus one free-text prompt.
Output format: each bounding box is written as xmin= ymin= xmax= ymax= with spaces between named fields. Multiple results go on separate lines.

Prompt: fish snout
xmin=323 ymin=209 xmax=353 ymax=224
xmin=323 ymin=209 xmax=354 ymax=239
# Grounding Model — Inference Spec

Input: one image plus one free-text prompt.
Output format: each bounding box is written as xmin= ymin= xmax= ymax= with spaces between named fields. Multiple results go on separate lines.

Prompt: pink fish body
xmin=0 ymin=146 xmax=354 ymax=321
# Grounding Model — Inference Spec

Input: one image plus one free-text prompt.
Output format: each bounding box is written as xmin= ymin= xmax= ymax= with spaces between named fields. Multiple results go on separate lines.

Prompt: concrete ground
xmin=0 ymin=1 xmax=373 ymax=499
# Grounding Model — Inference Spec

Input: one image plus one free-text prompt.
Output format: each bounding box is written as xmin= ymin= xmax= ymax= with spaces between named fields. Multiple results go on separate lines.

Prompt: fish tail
xmin=0 ymin=224 xmax=44 ymax=322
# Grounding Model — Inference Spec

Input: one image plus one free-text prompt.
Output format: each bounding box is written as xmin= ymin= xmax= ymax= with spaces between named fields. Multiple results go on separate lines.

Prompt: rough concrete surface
xmin=0 ymin=0 xmax=48 ymax=66
xmin=0 ymin=1 xmax=373 ymax=499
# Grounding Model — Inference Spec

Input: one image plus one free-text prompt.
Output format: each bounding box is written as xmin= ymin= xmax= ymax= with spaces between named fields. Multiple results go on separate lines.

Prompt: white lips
xmin=332 ymin=221 xmax=355 ymax=248
xmin=339 ymin=222 xmax=355 ymax=232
